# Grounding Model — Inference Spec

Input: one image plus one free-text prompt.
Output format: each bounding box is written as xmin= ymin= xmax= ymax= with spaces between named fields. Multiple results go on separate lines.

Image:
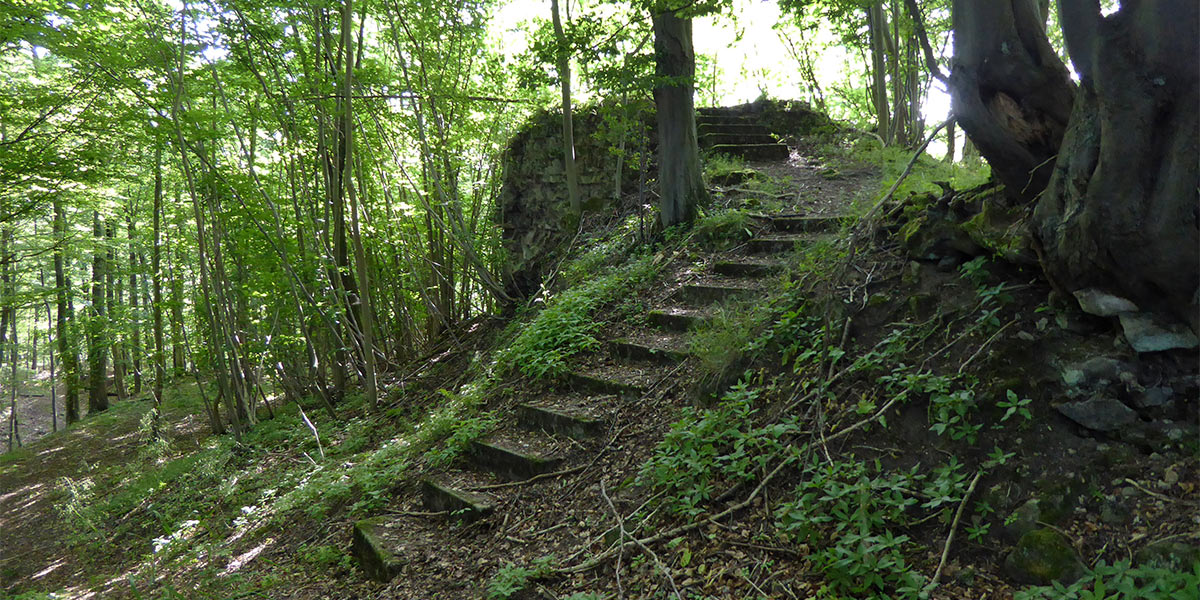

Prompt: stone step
xmin=608 ymin=338 xmax=687 ymax=364
xmin=470 ymin=438 xmax=564 ymax=481
xmin=709 ymin=143 xmax=790 ymax=161
xmin=648 ymin=307 xmax=709 ymax=331
xmin=677 ymin=283 xmax=757 ymax=305
xmin=516 ymin=403 xmax=604 ymax=438
xmin=352 ymin=517 xmax=405 ymax=582
xmin=713 ymin=260 xmax=782 ymax=277
xmin=698 ymin=122 xmax=771 ymax=136
xmin=701 ymin=132 xmax=778 ymax=147
xmin=747 ymin=234 xmax=831 ymax=254
xmin=755 ymin=214 xmax=847 ymax=233
xmin=696 ymin=114 xmax=756 ymax=126
xmin=420 ymin=478 xmax=495 ymax=520
xmin=563 ymin=371 xmax=644 ymax=397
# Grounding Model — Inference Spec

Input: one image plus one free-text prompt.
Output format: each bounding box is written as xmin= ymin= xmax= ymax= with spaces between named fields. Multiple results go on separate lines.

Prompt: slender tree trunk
xmin=868 ymin=2 xmax=892 ymax=144
xmin=652 ymin=9 xmax=706 ymax=228
xmin=128 ymin=210 xmax=141 ymax=395
xmin=54 ymin=197 xmax=80 ymax=423
xmin=944 ymin=118 xmax=957 ymax=162
xmin=152 ymin=144 xmax=166 ymax=439
xmin=7 ymin=311 xmax=18 ymax=451
xmin=551 ymin=0 xmax=582 ymax=213
xmin=45 ymin=299 xmax=57 ymax=432
xmin=342 ymin=0 xmax=377 ymax=411
xmin=88 ymin=211 xmax=108 ymax=414
xmin=170 ymin=226 xmax=185 ymax=374
xmin=107 ymin=221 xmax=126 ymax=402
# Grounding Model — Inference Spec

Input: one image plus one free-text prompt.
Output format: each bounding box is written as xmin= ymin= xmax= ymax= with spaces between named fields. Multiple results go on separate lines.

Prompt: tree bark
xmin=949 ymin=0 xmax=1074 ymax=201
xmin=652 ymin=9 xmax=706 ymax=228
xmin=127 ymin=210 xmax=141 ymax=395
xmin=551 ymin=0 xmax=582 ymax=213
xmin=1033 ymin=0 xmax=1199 ymax=329
xmin=88 ymin=211 xmax=108 ymax=414
xmin=54 ymin=196 xmax=80 ymax=423
xmin=342 ymin=0 xmax=378 ymax=411
xmin=106 ymin=221 xmax=126 ymax=402
xmin=152 ymin=143 xmax=166 ymax=438
xmin=868 ymin=2 xmax=892 ymax=144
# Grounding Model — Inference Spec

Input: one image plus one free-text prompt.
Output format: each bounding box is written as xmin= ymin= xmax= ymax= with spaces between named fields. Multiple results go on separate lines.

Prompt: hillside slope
xmin=2 ymin=119 xmax=1196 ymax=600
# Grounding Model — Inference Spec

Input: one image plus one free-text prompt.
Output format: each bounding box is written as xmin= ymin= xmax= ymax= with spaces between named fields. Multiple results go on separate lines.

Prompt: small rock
xmin=1135 ymin=540 xmax=1200 ymax=571
xmin=1119 ymin=313 xmax=1200 ymax=352
xmin=1003 ymin=499 xmax=1042 ymax=541
xmin=937 ymin=255 xmax=961 ymax=271
xmin=1055 ymin=397 xmax=1137 ymax=431
xmin=1133 ymin=386 xmax=1174 ymax=409
xmin=1099 ymin=499 xmax=1132 ymax=526
xmin=1164 ymin=467 xmax=1179 ymax=486
xmin=1004 ymin=528 xmax=1084 ymax=585
xmin=1074 ymin=288 xmax=1139 ymax=317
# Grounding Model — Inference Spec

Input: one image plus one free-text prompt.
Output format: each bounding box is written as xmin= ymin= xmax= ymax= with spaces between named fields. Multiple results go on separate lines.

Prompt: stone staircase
xmin=350 ymin=212 xmax=843 ymax=588
xmin=697 ymin=107 xmax=790 ymax=162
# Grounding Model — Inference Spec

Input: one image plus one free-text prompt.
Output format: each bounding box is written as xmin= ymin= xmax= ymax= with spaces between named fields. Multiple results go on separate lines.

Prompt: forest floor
xmin=1 ymin=134 xmax=1196 ymax=600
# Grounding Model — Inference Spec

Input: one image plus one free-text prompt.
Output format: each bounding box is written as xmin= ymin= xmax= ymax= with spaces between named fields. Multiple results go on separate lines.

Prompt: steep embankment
xmin=2 ymin=103 xmax=1195 ymax=600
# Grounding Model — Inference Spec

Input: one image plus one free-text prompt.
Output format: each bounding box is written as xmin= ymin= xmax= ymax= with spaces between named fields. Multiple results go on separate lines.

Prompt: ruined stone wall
xmin=497 ymin=104 xmax=656 ymax=300
xmin=496 ymin=99 xmax=833 ymax=301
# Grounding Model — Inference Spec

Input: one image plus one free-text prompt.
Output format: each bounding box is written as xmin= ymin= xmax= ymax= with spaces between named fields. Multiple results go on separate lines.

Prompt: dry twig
xmin=925 ymin=469 xmax=984 ymax=592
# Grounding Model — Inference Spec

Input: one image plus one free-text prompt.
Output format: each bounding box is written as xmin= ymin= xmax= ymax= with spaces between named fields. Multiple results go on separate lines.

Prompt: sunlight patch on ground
xmin=222 ymin=538 xmax=273 ymax=575
xmin=0 ymin=481 xmax=43 ymax=504
xmin=32 ymin=558 xmax=66 ymax=580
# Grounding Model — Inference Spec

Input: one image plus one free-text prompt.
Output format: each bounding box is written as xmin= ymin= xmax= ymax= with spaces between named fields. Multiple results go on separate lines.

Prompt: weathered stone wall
xmin=497 ymin=103 xmax=656 ymax=300
xmin=497 ymin=99 xmax=834 ymax=301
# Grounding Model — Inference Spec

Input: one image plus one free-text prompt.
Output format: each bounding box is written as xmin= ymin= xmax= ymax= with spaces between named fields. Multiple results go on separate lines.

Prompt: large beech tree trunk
xmin=951 ymin=0 xmax=1199 ymax=330
xmin=949 ymin=0 xmax=1074 ymax=202
xmin=652 ymin=9 xmax=706 ymax=228
xmin=1034 ymin=0 xmax=1199 ymax=329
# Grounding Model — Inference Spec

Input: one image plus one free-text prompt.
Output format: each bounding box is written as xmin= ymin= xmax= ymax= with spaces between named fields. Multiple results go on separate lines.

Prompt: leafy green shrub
xmin=297 ymin=544 xmax=353 ymax=572
xmin=694 ymin=209 xmax=753 ymax=250
xmin=1015 ymin=560 xmax=1200 ymax=600
xmin=639 ymin=381 xmax=798 ymax=517
xmin=500 ymin=254 xmax=659 ymax=378
xmin=486 ymin=556 xmax=556 ymax=599
xmin=703 ymin=152 xmax=748 ymax=181
xmin=775 ymin=459 xmax=926 ymax=598
xmin=688 ymin=299 xmax=776 ymax=377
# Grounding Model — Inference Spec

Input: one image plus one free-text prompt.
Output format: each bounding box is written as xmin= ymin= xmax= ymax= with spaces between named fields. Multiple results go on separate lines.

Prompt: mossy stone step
xmin=352 ymin=517 xmax=405 ymax=582
xmin=698 ymin=122 xmax=771 ymax=136
xmin=648 ymin=307 xmax=709 ymax=331
xmin=608 ymin=339 xmax=687 ymax=364
xmin=677 ymin=283 xmax=757 ymax=305
xmin=564 ymin=371 xmax=644 ymax=396
xmin=757 ymin=214 xmax=846 ymax=233
xmin=709 ymin=143 xmax=789 ymax=161
xmin=712 ymin=260 xmax=782 ymax=277
xmin=420 ymin=478 xmax=495 ymax=520
xmin=516 ymin=403 xmax=604 ymax=438
xmin=701 ymin=132 xmax=778 ymax=147
xmin=470 ymin=439 xmax=563 ymax=481
xmin=747 ymin=234 xmax=834 ymax=254
xmin=696 ymin=113 xmax=756 ymax=126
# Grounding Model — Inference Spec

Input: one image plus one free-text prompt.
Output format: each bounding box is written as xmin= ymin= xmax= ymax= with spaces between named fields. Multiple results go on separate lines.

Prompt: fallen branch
xmin=562 ymin=393 xmax=904 ymax=575
xmin=602 ymin=479 xmax=682 ymax=600
xmin=925 ymin=469 xmax=984 ymax=592
xmin=860 ymin=118 xmax=953 ymax=226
